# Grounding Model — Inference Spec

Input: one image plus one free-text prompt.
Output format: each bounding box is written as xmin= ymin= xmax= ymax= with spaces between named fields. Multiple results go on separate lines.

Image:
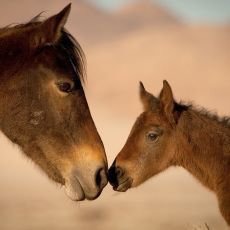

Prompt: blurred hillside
xmin=0 ymin=0 xmax=181 ymax=44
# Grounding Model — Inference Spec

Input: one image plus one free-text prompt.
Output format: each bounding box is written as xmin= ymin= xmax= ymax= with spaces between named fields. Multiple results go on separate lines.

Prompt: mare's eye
xmin=147 ymin=131 xmax=159 ymax=142
xmin=57 ymin=82 xmax=74 ymax=93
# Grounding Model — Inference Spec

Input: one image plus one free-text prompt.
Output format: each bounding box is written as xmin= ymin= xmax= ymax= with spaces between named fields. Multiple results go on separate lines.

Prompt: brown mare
xmin=109 ymin=81 xmax=230 ymax=225
xmin=0 ymin=4 xmax=108 ymax=201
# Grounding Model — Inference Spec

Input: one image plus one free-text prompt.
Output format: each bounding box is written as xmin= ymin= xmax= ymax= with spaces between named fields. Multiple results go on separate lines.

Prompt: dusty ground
xmin=0 ymin=0 xmax=230 ymax=229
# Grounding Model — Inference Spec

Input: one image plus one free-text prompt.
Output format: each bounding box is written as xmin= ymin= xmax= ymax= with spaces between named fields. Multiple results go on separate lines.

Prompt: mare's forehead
xmin=0 ymin=22 xmax=39 ymax=39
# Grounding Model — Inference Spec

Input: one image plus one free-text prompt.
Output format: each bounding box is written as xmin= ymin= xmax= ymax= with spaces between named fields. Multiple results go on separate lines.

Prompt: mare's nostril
xmin=95 ymin=167 xmax=108 ymax=190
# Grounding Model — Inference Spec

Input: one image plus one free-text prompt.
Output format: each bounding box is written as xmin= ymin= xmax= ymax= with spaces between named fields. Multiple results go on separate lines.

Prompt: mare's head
xmin=0 ymin=4 xmax=108 ymax=201
xmin=109 ymin=81 xmax=184 ymax=192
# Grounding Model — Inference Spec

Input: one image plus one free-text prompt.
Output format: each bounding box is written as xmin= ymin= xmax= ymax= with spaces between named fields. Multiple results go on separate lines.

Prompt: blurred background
xmin=0 ymin=0 xmax=230 ymax=229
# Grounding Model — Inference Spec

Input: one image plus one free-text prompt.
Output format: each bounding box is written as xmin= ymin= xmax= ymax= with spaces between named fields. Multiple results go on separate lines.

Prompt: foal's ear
xmin=139 ymin=82 xmax=158 ymax=111
xmin=159 ymin=80 xmax=175 ymax=125
xmin=35 ymin=4 xmax=71 ymax=46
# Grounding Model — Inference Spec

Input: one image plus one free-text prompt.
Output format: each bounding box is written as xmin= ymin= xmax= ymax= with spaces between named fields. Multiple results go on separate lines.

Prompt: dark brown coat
xmin=0 ymin=4 xmax=107 ymax=201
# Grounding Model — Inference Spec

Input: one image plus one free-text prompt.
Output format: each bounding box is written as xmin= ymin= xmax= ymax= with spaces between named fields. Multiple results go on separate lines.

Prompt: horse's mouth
xmin=113 ymin=177 xmax=133 ymax=192
xmin=86 ymin=190 xmax=103 ymax=201
xmin=64 ymin=176 xmax=104 ymax=201
xmin=64 ymin=178 xmax=86 ymax=201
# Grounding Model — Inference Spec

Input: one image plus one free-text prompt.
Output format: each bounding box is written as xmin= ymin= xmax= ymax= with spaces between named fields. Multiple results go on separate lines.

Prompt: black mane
xmin=179 ymin=101 xmax=230 ymax=129
xmin=58 ymin=29 xmax=86 ymax=85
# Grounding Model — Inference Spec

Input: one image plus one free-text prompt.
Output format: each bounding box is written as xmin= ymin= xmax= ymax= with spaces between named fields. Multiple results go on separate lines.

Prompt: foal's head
xmin=109 ymin=81 xmax=183 ymax=192
xmin=0 ymin=5 xmax=107 ymax=201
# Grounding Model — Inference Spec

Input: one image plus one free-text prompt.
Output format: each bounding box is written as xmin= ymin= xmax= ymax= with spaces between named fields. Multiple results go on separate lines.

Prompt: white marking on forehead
xmin=30 ymin=111 xmax=45 ymax=126
xmin=30 ymin=119 xmax=40 ymax=126
xmin=33 ymin=111 xmax=44 ymax=117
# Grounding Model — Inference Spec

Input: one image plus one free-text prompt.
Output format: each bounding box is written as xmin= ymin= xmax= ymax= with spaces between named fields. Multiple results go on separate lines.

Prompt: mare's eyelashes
xmin=56 ymin=81 xmax=74 ymax=93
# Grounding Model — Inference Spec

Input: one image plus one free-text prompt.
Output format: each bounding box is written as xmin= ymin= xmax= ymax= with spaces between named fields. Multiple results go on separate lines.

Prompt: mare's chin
xmin=64 ymin=179 xmax=103 ymax=201
xmin=64 ymin=179 xmax=85 ymax=201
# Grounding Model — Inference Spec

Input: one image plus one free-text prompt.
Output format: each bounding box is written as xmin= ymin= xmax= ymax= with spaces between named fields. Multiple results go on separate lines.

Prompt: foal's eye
xmin=146 ymin=132 xmax=159 ymax=142
xmin=56 ymin=82 xmax=74 ymax=93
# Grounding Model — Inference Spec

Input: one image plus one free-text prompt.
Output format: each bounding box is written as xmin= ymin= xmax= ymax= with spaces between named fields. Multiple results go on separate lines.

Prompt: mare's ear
xmin=34 ymin=4 xmax=71 ymax=46
xmin=139 ymin=82 xmax=158 ymax=111
xmin=159 ymin=80 xmax=175 ymax=125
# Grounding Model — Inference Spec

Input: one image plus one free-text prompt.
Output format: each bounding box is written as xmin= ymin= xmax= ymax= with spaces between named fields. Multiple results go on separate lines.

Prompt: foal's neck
xmin=175 ymin=108 xmax=230 ymax=191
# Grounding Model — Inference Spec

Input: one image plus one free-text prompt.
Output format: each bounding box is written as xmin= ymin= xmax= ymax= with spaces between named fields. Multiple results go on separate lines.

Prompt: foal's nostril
xmin=108 ymin=164 xmax=117 ymax=186
xmin=95 ymin=168 xmax=108 ymax=190
xmin=108 ymin=163 xmax=125 ymax=188
xmin=115 ymin=167 xmax=124 ymax=178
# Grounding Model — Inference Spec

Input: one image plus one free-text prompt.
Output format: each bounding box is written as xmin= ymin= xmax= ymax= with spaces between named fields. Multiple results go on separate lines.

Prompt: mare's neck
xmin=175 ymin=108 xmax=230 ymax=191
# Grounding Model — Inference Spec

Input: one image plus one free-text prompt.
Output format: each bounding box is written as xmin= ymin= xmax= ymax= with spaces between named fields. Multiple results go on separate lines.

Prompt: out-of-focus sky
xmin=87 ymin=0 xmax=230 ymax=23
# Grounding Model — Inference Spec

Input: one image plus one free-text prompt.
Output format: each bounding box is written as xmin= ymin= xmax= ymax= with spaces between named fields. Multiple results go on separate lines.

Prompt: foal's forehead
xmin=135 ymin=111 xmax=163 ymax=127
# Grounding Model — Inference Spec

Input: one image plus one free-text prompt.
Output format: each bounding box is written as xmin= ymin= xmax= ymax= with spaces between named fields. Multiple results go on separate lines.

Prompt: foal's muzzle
xmin=108 ymin=161 xmax=133 ymax=192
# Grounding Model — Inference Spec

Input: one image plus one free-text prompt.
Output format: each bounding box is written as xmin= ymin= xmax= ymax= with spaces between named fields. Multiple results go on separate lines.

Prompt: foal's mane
xmin=0 ymin=17 xmax=86 ymax=84
xmin=179 ymin=101 xmax=230 ymax=129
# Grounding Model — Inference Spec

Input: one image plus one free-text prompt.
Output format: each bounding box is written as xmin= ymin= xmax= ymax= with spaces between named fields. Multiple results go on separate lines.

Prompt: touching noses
xmin=84 ymin=159 xmax=108 ymax=199
xmin=95 ymin=166 xmax=108 ymax=191
xmin=108 ymin=161 xmax=123 ymax=187
xmin=108 ymin=160 xmax=132 ymax=192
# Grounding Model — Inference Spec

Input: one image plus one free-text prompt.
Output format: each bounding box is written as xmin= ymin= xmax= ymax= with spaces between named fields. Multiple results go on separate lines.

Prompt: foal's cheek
xmin=127 ymin=154 xmax=151 ymax=187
